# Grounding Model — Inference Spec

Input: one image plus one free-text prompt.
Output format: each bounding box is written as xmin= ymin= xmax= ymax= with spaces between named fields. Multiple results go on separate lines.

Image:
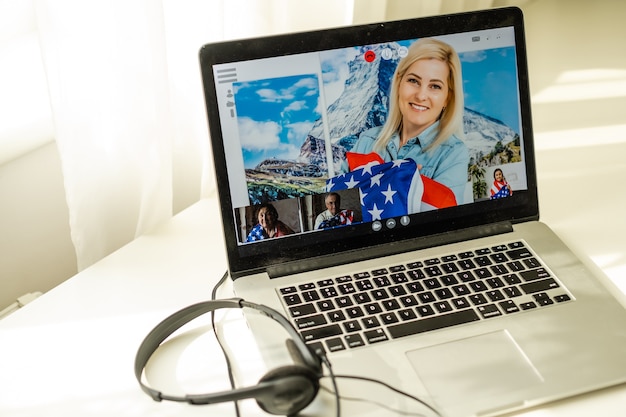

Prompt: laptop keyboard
xmin=278 ymin=240 xmax=573 ymax=353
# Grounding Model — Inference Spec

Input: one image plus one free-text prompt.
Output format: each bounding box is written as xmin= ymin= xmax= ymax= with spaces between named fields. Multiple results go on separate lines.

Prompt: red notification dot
xmin=364 ymin=50 xmax=376 ymax=63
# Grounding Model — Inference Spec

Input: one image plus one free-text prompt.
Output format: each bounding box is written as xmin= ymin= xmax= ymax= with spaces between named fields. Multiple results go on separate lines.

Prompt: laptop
xmin=199 ymin=7 xmax=626 ymax=416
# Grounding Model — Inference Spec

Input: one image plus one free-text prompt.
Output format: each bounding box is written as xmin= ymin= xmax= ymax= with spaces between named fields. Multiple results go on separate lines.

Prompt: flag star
xmin=359 ymin=189 xmax=367 ymax=206
xmin=370 ymin=173 xmax=384 ymax=187
xmin=368 ymin=203 xmax=384 ymax=221
xmin=392 ymin=159 xmax=407 ymax=168
xmin=344 ymin=175 xmax=359 ymax=189
xmin=361 ymin=161 xmax=379 ymax=176
xmin=326 ymin=177 xmax=335 ymax=191
xmin=382 ymin=184 xmax=397 ymax=204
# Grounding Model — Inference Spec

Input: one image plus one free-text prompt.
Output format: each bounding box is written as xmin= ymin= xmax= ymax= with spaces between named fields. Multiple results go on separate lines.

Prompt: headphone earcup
xmin=255 ymin=365 xmax=320 ymax=415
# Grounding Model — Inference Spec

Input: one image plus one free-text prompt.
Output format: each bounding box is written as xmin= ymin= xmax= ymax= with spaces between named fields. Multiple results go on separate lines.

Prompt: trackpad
xmin=406 ymin=330 xmax=543 ymax=415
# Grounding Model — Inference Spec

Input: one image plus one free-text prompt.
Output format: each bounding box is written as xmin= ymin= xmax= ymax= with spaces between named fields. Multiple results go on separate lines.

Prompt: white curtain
xmin=32 ymin=0 xmax=355 ymax=270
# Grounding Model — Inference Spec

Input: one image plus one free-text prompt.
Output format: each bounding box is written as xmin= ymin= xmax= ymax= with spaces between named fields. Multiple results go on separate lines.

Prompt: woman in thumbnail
xmin=490 ymin=168 xmax=513 ymax=199
xmin=343 ymin=38 xmax=469 ymax=204
xmin=246 ymin=203 xmax=294 ymax=242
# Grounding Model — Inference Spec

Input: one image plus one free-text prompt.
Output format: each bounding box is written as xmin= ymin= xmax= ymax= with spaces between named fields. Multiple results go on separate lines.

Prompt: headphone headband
xmin=134 ymin=298 xmax=321 ymax=409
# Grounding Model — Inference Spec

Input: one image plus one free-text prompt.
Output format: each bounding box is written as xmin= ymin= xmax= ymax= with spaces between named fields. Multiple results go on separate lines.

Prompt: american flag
xmin=327 ymin=152 xmax=457 ymax=222
xmin=491 ymin=181 xmax=511 ymax=199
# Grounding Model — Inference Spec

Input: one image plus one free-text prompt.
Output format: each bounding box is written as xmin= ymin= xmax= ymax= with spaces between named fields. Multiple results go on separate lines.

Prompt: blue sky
xmin=460 ymin=46 xmax=520 ymax=134
xmin=234 ymin=74 xmax=321 ymax=169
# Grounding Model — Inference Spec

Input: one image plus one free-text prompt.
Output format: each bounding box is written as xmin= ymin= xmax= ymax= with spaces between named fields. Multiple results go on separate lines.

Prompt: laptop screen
xmin=200 ymin=7 xmax=537 ymax=278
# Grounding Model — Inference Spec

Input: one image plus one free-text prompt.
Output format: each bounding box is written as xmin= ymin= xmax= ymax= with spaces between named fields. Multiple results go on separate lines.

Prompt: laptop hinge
xmin=267 ymin=221 xmax=514 ymax=279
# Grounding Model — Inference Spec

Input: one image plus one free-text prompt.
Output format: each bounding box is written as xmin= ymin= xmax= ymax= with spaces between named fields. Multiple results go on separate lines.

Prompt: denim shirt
xmin=340 ymin=122 xmax=469 ymax=204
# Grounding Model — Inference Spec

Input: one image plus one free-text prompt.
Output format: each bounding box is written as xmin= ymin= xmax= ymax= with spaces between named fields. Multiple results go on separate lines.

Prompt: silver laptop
xmin=199 ymin=7 xmax=626 ymax=416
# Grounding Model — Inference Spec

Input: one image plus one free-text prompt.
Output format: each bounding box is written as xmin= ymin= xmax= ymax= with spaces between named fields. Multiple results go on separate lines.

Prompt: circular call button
xmin=364 ymin=50 xmax=376 ymax=62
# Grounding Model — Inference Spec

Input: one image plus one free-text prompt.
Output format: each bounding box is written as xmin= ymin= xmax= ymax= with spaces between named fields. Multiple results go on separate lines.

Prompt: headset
xmin=134 ymin=298 xmax=323 ymax=416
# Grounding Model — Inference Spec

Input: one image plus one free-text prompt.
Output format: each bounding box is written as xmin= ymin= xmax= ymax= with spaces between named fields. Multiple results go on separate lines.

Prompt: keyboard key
xmin=380 ymin=312 xmax=399 ymax=324
xmin=354 ymin=293 xmax=371 ymax=304
xmin=425 ymin=265 xmax=443 ymax=277
xmin=400 ymin=295 xmax=419 ymax=307
xmin=320 ymin=287 xmax=338 ymax=298
xmin=477 ymin=304 xmax=502 ymax=318
xmin=373 ymin=276 xmax=391 ymax=287
xmin=486 ymin=277 xmax=505 ymax=288
xmin=390 ymin=272 xmax=409 ymax=284
xmin=371 ymin=289 xmax=389 ymax=300
xmin=458 ymin=259 xmax=476 ymax=270
xmin=441 ymin=275 xmax=458 ymax=286
xmin=302 ymin=290 xmax=320 ymax=302
xmin=295 ymin=314 xmax=327 ymax=329
xmin=457 ymin=270 xmax=475 ymax=282
xmin=328 ymin=310 xmax=346 ymax=322
xmin=486 ymin=289 xmax=505 ymax=302
xmin=407 ymin=282 xmax=425 ymax=293
xmin=524 ymin=258 xmax=542 ymax=269
xmin=469 ymin=293 xmax=488 ymax=305
xmin=475 ymin=268 xmax=492 ymax=279
xmin=418 ymin=291 xmax=436 ymax=303
xmin=343 ymin=320 xmax=361 ymax=332
xmin=555 ymin=294 xmax=571 ymax=302
xmin=338 ymin=283 xmax=356 ymax=294
xmin=381 ymin=299 xmax=401 ymax=311
xmin=346 ymin=306 xmax=365 ymax=318
xmin=325 ymin=337 xmax=346 ymax=352
xmin=507 ymin=247 xmax=532 ymax=260
xmin=434 ymin=288 xmax=454 ymax=300
xmin=452 ymin=297 xmax=470 ymax=309
xmin=388 ymin=309 xmax=480 ymax=338
xmin=356 ymin=280 xmax=374 ymax=291
xmin=317 ymin=300 xmax=334 ymax=311
xmin=499 ymin=300 xmax=520 ymax=313
xmin=289 ymin=304 xmax=316 ymax=317
xmin=424 ymin=278 xmax=442 ymax=289
xmin=434 ymin=301 xmax=453 ymax=313
xmin=389 ymin=285 xmax=407 ymax=297
xmin=520 ymin=278 xmax=559 ymax=294
xmin=503 ymin=286 xmax=523 ymax=298
xmin=335 ymin=296 xmax=352 ymax=307
xmin=520 ymin=268 xmax=551 ymax=281
xmin=362 ymin=316 xmax=380 ymax=328
xmin=344 ymin=334 xmax=366 ymax=348
xmin=302 ymin=324 xmax=342 ymax=342
xmin=416 ymin=305 xmax=435 ymax=317
xmin=503 ymin=274 xmax=522 ymax=285
xmin=280 ymin=286 xmax=297 ymax=294
xmin=283 ymin=294 xmax=302 ymax=305
xmin=407 ymin=269 xmax=425 ymax=280
xmin=398 ymin=308 xmax=417 ymax=320
xmin=364 ymin=303 xmax=382 ymax=314
xmin=364 ymin=328 xmax=389 ymax=343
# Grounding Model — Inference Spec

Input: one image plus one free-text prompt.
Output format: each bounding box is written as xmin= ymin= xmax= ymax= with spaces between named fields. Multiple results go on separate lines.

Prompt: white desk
xmin=2 ymin=139 xmax=626 ymax=417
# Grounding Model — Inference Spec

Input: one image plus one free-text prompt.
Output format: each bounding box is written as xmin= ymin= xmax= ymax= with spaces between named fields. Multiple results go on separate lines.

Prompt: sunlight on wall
xmin=533 ymin=69 xmax=626 ymax=103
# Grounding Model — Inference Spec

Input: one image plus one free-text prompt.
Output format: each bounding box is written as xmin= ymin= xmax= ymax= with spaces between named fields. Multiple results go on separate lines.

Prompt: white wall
xmin=0 ymin=142 xmax=76 ymax=310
